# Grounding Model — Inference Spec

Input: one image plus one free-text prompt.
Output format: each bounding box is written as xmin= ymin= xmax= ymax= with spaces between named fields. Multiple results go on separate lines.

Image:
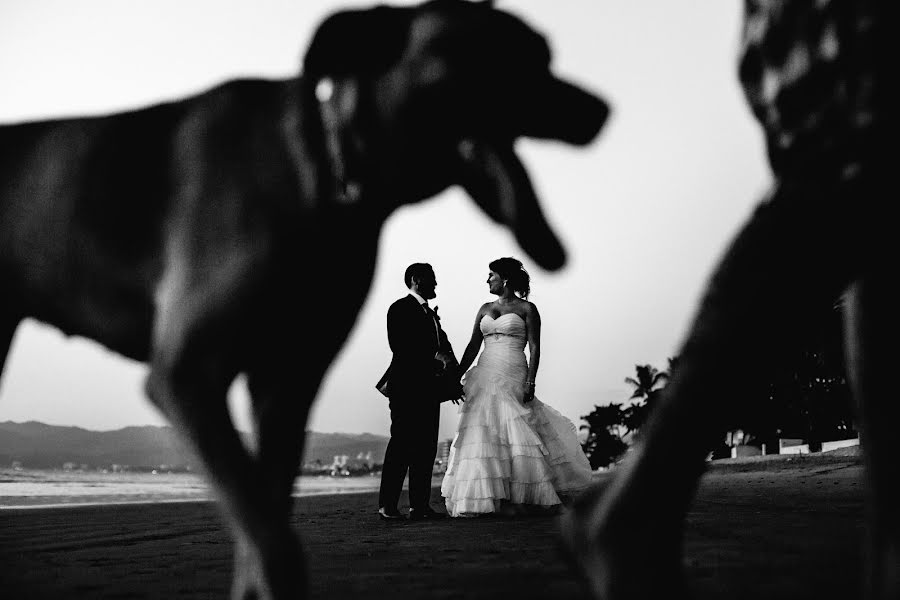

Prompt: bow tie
xmin=423 ymin=304 xmax=440 ymax=320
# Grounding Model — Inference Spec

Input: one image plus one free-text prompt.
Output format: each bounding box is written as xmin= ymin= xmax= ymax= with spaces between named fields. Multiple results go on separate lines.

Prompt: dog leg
xmin=561 ymin=185 xmax=861 ymax=598
xmin=144 ymin=272 xmax=305 ymax=600
xmin=226 ymin=365 xmax=317 ymax=600
xmin=846 ymin=274 xmax=900 ymax=599
xmin=0 ymin=316 xmax=20 ymax=384
xmin=247 ymin=370 xmax=315 ymax=518
xmin=0 ymin=316 xmax=21 ymax=404
xmin=146 ymin=356 xmax=303 ymax=600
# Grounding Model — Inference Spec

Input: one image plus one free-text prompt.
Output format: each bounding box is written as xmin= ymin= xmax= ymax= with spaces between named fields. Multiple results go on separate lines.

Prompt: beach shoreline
xmin=0 ymin=470 xmax=387 ymax=510
xmin=0 ymin=486 xmax=388 ymax=512
xmin=0 ymin=455 xmax=865 ymax=599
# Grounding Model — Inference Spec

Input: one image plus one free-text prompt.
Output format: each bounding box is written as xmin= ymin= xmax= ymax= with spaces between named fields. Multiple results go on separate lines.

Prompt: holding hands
xmin=435 ymin=351 xmax=465 ymax=405
xmin=523 ymin=380 xmax=535 ymax=404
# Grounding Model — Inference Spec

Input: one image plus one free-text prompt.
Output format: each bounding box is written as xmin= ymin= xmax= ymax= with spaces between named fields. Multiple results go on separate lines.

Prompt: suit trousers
xmin=378 ymin=394 xmax=441 ymax=511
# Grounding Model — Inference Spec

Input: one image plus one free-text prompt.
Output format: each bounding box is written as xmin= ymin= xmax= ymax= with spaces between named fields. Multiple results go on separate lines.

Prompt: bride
xmin=441 ymin=257 xmax=593 ymax=517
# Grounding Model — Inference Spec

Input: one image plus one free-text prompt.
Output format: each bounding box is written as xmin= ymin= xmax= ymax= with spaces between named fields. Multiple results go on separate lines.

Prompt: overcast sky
xmin=0 ymin=0 xmax=771 ymax=443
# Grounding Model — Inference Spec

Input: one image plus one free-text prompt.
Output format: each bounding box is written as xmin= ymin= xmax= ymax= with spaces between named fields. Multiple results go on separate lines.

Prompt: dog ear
xmin=300 ymin=6 xmax=417 ymax=203
xmin=303 ymin=6 xmax=415 ymax=83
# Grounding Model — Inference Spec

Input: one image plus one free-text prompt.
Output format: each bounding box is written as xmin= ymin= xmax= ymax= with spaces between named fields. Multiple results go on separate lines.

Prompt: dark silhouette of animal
xmin=561 ymin=1 xmax=892 ymax=598
xmin=0 ymin=1 xmax=607 ymax=597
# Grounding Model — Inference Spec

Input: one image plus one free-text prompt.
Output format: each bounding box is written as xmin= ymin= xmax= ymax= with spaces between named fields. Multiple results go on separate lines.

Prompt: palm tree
xmin=578 ymin=360 xmax=681 ymax=467
xmin=579 ymin=403 xmax=628 ymax=469
xmin=625 ymin=364 xmax=668 ymax=401
xmin=622 ymin=364 xmax=669 ymax=434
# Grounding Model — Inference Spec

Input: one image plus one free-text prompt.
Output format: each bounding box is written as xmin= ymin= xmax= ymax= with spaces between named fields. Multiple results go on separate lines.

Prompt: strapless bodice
xmin=477 ymin=313 xmax=527 ymax=379
xmin=480 ymin=313 xmax=527 ymax=352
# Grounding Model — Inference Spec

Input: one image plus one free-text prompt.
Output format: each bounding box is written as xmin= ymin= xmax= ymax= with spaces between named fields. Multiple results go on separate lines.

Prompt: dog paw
xmin=231 ymin=534 xmax=305 ymax=600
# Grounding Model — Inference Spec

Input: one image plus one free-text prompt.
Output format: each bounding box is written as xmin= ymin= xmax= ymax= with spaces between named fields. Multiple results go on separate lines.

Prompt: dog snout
xmin=520 ymin=77 xmax=609 ymax=146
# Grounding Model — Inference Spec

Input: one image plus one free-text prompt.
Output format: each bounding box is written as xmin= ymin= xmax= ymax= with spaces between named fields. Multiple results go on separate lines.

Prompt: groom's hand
xmin=450 ymin=383 xmax=465 ymax=405
xmin=445 ymin=370 xmax=464 ymax=405
xmin=434 ymin=351 xmax=453 ymax=373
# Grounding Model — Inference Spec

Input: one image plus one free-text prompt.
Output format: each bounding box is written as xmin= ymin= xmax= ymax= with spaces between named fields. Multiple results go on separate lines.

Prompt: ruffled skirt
xmin=440 ymin=358 xmax=594 ymax=517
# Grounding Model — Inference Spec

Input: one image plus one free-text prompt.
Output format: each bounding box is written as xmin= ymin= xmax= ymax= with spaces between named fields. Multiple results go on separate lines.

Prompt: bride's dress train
xmin=440 ymin=313 xmax=593 ymax=517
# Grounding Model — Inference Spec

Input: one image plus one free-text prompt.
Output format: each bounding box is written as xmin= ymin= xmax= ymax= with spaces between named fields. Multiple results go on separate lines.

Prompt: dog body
xmin=0 ymin=2 xmax=607 ymax=598
xmin=0 ymin=77 xmax=376 ymax=360
xmin=1 ymin=81 xmax=291 ymax=358
xmin=562 ymin=1 xmax=894 ymax=598
xmin=1 ymin=78 xmax=376 ymax=598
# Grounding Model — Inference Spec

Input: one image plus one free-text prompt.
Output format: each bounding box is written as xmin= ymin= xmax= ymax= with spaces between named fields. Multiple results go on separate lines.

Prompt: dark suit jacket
xmin=380 ymin=294 xmax=455 ymax=401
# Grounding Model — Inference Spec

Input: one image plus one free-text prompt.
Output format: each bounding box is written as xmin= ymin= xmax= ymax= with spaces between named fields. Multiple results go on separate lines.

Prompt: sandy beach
xmin=0 ymin=453 xmax=865 ymax=599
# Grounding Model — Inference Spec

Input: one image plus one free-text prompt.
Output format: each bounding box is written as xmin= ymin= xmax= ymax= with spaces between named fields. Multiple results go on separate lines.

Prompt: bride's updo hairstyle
xmin=489 ymin=257 xmax=530 ymax=300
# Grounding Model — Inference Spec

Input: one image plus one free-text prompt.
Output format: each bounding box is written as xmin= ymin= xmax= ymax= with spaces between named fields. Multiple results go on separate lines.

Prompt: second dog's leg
xmin=846 ymin=273 xmax=900 ymax=599
xmin=561 ymin=184 xmax=861 ymax=599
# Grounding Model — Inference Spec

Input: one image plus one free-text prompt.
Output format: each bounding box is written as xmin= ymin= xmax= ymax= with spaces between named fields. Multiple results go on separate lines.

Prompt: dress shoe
xmin=378 ymin=507 xmax=405 ymax=521
xmin=408 ymin=507 xmax=448 ymax=521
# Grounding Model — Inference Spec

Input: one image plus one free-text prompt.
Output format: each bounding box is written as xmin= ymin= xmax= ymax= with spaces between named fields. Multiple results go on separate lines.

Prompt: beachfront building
xmin=719 ymin=428 xmax=861 ymax=459
xmin=434 ymin=438 xmax=452 ymax=474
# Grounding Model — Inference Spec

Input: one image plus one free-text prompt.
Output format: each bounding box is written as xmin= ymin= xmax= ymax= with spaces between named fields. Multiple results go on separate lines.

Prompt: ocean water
xmin=0 ymin=468 xmax=382 ymax=509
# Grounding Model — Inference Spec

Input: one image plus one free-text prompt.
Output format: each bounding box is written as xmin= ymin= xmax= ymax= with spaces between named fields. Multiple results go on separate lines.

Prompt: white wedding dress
xmin=440 ymin=312 xmax=594 ymax=517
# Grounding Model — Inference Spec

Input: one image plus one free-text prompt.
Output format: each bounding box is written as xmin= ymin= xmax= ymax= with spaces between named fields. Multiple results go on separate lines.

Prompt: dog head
xmin=303 ymin=0 xmax=608 ymax=269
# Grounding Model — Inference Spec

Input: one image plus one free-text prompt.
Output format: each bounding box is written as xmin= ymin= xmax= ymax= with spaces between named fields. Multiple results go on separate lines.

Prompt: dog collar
xmin=315 ymin=77 xmax=361 ymax=205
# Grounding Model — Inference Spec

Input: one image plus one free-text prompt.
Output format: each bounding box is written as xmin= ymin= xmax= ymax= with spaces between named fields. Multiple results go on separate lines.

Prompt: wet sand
xmin=0 ymin=453 xmax=865 ymax=599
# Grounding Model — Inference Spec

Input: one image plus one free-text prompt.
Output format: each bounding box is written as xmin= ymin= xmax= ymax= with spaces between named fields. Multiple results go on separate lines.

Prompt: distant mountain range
xmin=0 ymin=421 xmax=389 ymax=470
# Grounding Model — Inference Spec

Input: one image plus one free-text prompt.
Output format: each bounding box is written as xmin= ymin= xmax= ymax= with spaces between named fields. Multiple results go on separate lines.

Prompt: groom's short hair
xmin=404 ymin=263 xmax=434 ymax=288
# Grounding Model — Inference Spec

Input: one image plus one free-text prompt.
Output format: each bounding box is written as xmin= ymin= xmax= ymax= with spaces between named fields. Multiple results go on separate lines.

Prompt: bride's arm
xmin=457 ymin=304 xmax=489 ymax=376
xmin=524 ymin=302 xmax=541 ymax=402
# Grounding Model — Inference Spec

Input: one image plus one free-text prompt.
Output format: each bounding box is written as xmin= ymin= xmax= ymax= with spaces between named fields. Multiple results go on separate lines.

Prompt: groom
xmin=377 ymin=263 xmax=458 ymax=520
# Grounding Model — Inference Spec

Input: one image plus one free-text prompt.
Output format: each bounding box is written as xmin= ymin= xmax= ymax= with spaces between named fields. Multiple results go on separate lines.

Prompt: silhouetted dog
xmin=0 ymin=1 xmax=607 ymax=597
xmin=561 ymin=1 xmax=892 ymax=598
